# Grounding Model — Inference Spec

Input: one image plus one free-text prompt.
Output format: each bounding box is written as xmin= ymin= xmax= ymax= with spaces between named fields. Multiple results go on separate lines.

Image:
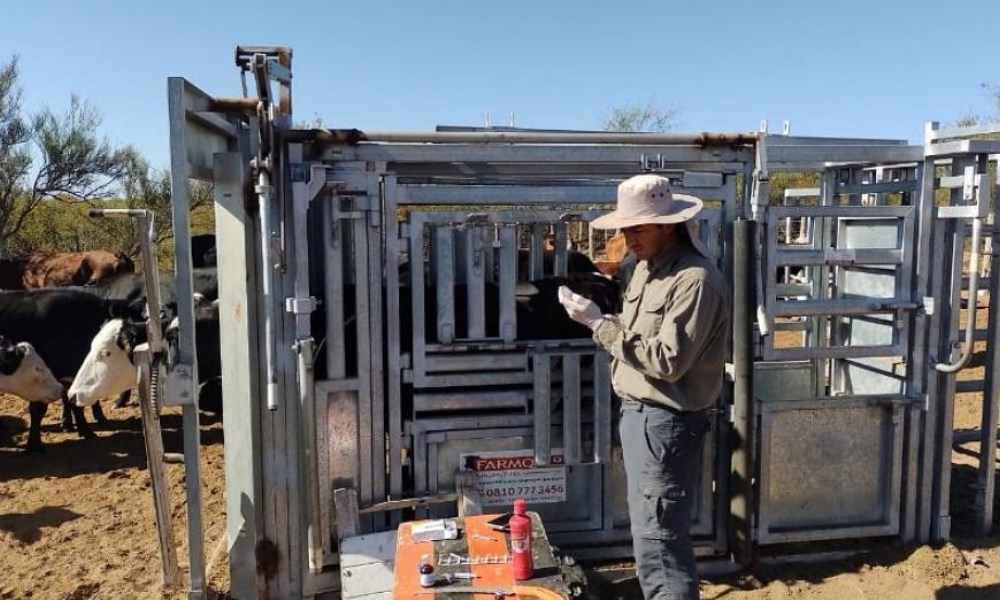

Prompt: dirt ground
xmin=1 ymin=307 xmax=999 ymax=599
xmin=0 ymin=399 xmax=229 ymax=600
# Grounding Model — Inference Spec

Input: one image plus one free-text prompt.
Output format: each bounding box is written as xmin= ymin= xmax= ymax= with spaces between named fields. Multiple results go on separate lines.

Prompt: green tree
xmin=952 ymin=83 xmax=1000 ymax=127
xmin=90 ymin=152 xmax=214 ymax=270
xmin=601 ymin=100 xmax=677 ymax=133
xmin=0 ymin=55 xmax=130 ymax=255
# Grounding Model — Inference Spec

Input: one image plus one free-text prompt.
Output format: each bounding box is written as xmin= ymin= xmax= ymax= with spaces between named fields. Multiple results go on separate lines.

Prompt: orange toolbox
xmin=392 ymin=512 xmax=586 ymax=599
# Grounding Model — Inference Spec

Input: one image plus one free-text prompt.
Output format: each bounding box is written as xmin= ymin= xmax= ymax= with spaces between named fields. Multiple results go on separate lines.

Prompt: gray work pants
xmin=620 ymin=400 xmax=710 ymax=600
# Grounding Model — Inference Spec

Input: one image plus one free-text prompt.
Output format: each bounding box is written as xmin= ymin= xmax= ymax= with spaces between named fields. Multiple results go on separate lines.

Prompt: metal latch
xmin=285 ymin=296 xmax=317 ymax=315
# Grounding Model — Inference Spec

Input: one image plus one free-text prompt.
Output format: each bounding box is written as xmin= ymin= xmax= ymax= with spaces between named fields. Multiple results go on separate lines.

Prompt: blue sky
xmin=4 ymin=0 xmax=998 ymax=169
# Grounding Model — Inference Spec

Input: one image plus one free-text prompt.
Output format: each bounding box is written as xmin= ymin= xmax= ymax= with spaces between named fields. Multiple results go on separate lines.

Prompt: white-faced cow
xmin=69 ymin=300 xmax=222 ymax=415
xmin=0 ymin=337 xmax=65 ymax=450
xmin=0 ymin=288 xmax=143 ymax=450
xmin=0 ymin=336 xmax=64 ymax=400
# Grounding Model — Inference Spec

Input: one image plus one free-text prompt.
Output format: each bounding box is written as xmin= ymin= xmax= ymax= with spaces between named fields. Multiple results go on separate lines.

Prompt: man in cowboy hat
xmin=559 ymin=174 xmax=729 ymax=600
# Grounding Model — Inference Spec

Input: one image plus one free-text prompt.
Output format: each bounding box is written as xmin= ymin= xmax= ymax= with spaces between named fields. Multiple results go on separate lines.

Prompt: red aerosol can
xmin=510 ymin=498 xmax=534 ymax=580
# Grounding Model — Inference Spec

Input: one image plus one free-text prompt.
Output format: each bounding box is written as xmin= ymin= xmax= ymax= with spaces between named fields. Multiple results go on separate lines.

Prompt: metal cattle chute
xmin=165 ymin=46 xmax=1000 ymax=599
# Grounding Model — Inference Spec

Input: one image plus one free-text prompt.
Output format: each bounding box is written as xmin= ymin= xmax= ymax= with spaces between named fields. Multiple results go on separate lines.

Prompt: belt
xmin=621 ymin=396 xmax=689 ymax=416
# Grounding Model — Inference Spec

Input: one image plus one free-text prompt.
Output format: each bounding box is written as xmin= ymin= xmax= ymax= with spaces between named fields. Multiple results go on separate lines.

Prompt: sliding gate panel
xmin=314 ymin=177 xmax=387 ymax=565
xmin=758 ymin=397 xmax=903 ymax=543
xmin=757 ymin=173 xmax=920 ymax=545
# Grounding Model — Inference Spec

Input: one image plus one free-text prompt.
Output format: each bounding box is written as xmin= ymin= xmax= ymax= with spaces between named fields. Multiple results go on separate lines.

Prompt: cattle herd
xmin=0 ymin=238 xmax=220 ymax=452
xmin=1 ymin=232 xmax=630 ymax=453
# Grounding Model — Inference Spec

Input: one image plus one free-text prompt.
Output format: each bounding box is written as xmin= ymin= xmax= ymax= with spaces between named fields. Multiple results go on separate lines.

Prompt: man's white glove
xmin=558 ymin=285 xmax=604 ymax=330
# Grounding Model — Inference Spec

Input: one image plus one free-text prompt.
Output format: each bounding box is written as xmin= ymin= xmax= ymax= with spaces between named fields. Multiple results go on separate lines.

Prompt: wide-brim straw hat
xmin=592 ymin=174 xmax=712 ymax=258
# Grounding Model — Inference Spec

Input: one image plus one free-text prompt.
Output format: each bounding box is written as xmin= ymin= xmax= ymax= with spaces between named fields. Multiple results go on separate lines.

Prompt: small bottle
xmin=510 ymin=498 xmax=534 ymax=580
xmin=418 ymin=554 xmax=436 ymax=587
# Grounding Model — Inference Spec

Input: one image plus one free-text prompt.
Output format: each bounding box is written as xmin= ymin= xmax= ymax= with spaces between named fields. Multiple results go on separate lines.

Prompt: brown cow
xmin=594 ymin=232 xmax=628 ymax=277
xmin=22 ymin=250 xmax=135 ymax=288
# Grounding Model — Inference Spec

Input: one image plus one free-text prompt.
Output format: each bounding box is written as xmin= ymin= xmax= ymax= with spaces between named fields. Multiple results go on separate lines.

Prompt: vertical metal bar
xmin=484 ymin=224 xmax=497 ymax=284
xmin=213 ymin=152 xmax=263 ymax=596
xmin=498 ymin=226 xmax=517 ymax=342
xmin=814 ymin=170 xmax=836 ymax=396
xmin=382 ymin=174 xmax=405 ymax=516
xmin=554 ymin=224 xmax=569 ymax=276
xmin=465 ymin=227 xmax=486 ymax=338
xmin=413 ymin=427 xmax=427 ymax=495
xmin=902 ymin=157 xmax=935 ymax=543
xmin=562 ymin=354 xmax=581 ymax=465
xmin=258 ymin=166 xmax=280 ymax=411
xmin=898 ymin=207 xmax=917 ymax=357
xmin=411 ymin=214 xmax=427 ymax=384
xmin=932 ymin=158 xmax=978 ymax=540
xmin=592 ymin=352 xmax=612 ymax=464
xmin=166 ymin=77 xmax=206 ymax=600
xmin=352 ymin=194 xmax=374 ymax=511
xmin=921 ymin=215 xmax=952 ymax=541
xmin=530 ymin=223 xmax=546 ymax=279
xmin=977 ymin=174 xmax=1000 ymax=534
xmin=533 ymin=353 xmax=552 ymax=466
xmin=290 ymin=150 xmax=322 ymax=572
xmin=274 ymin=143 xmax=304 ymax=599
xmin=365 ymin=172 xmax=387 ymax=522
xmin=763 ymin=209 xmax=778 ymax=358
xmin=136 ymin=348 xmax=180 ymax=586
xmin=435 ymin=226 xmax=455 ymax=343
xmin=731 ymin=218 xmax=755 ymax=567
xmin=324 ymin=198 xmax=346 ymax=379
xmin=889 ymin=405 xmax=905 ymax=532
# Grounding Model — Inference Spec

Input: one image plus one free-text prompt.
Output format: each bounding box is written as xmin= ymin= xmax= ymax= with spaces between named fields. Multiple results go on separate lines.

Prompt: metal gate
xmin=163 ymin=47 xmax=1000 ymax=599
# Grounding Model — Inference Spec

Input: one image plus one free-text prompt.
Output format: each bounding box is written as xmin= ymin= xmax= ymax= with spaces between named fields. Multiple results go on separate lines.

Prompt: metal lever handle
xmin=936 ymin=216 xmax=983 ymax=373
xmin=936 ymin=168 xmax=990 ymax=373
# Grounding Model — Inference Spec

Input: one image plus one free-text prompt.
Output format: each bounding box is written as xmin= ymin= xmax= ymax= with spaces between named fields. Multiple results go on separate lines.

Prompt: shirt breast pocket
xmin=636 ymin=293 xmax=668 ymax=334
xmin=622 ymin=285 xmax=642 ymax=323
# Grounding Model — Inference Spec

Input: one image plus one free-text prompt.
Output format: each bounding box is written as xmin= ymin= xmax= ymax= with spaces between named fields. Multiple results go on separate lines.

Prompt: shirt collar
xmin=646 ymin=241 xmax=692 ymax=276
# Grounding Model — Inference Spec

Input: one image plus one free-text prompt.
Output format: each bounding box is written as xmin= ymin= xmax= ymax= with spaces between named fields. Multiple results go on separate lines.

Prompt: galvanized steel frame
xmin=167 ymin=49 xmax=1000 ymax=598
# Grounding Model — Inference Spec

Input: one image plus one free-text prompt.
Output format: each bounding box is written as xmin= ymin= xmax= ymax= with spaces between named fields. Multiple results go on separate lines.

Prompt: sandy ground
xmin=1 ymin=305 xmax=998 ymax=599
xmin=0 ymin=399 xmax=229 ymax=599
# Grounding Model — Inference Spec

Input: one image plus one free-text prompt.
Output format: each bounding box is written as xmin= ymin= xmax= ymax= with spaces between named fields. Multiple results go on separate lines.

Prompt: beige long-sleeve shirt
xmin=592 ymin=242 xmax=729 ymax=412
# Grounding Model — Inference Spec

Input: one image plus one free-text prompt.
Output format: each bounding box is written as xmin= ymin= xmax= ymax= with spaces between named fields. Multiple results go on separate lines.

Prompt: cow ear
xmin=109 ymin=300 xmax=144 ymax=322
xmin=117 ymin=322 xmax=140 ymax=357
xmin=0 ymin=342 xmax=23 ymax=375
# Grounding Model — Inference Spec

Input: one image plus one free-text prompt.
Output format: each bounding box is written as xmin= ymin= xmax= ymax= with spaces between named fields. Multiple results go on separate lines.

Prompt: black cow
xmin=0 ymin=289 xmax=141 ymax=450
xmin=55 ymin=267 xmax=219 ymax=411
xmin=191 ymin=234 xmax=217 ymax=268
xmin=91 ymin=267 xmax=219 ymax=309
xmin=312 ymin=274 xmax=620 ymax=379
xmin=512 ymin=249 xmax=600 ymax=280
xmin=514 ymin=274 xmax=621 ymax=340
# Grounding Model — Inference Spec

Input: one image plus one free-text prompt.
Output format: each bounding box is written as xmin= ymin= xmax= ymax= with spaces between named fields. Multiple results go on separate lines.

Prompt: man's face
xmin=622 ymin=223 xmax=676 ymax=261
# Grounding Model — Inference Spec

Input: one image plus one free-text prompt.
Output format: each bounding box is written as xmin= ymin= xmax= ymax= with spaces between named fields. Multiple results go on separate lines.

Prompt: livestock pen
xmin=156 ymin=46 xmax=1000 ymax=599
